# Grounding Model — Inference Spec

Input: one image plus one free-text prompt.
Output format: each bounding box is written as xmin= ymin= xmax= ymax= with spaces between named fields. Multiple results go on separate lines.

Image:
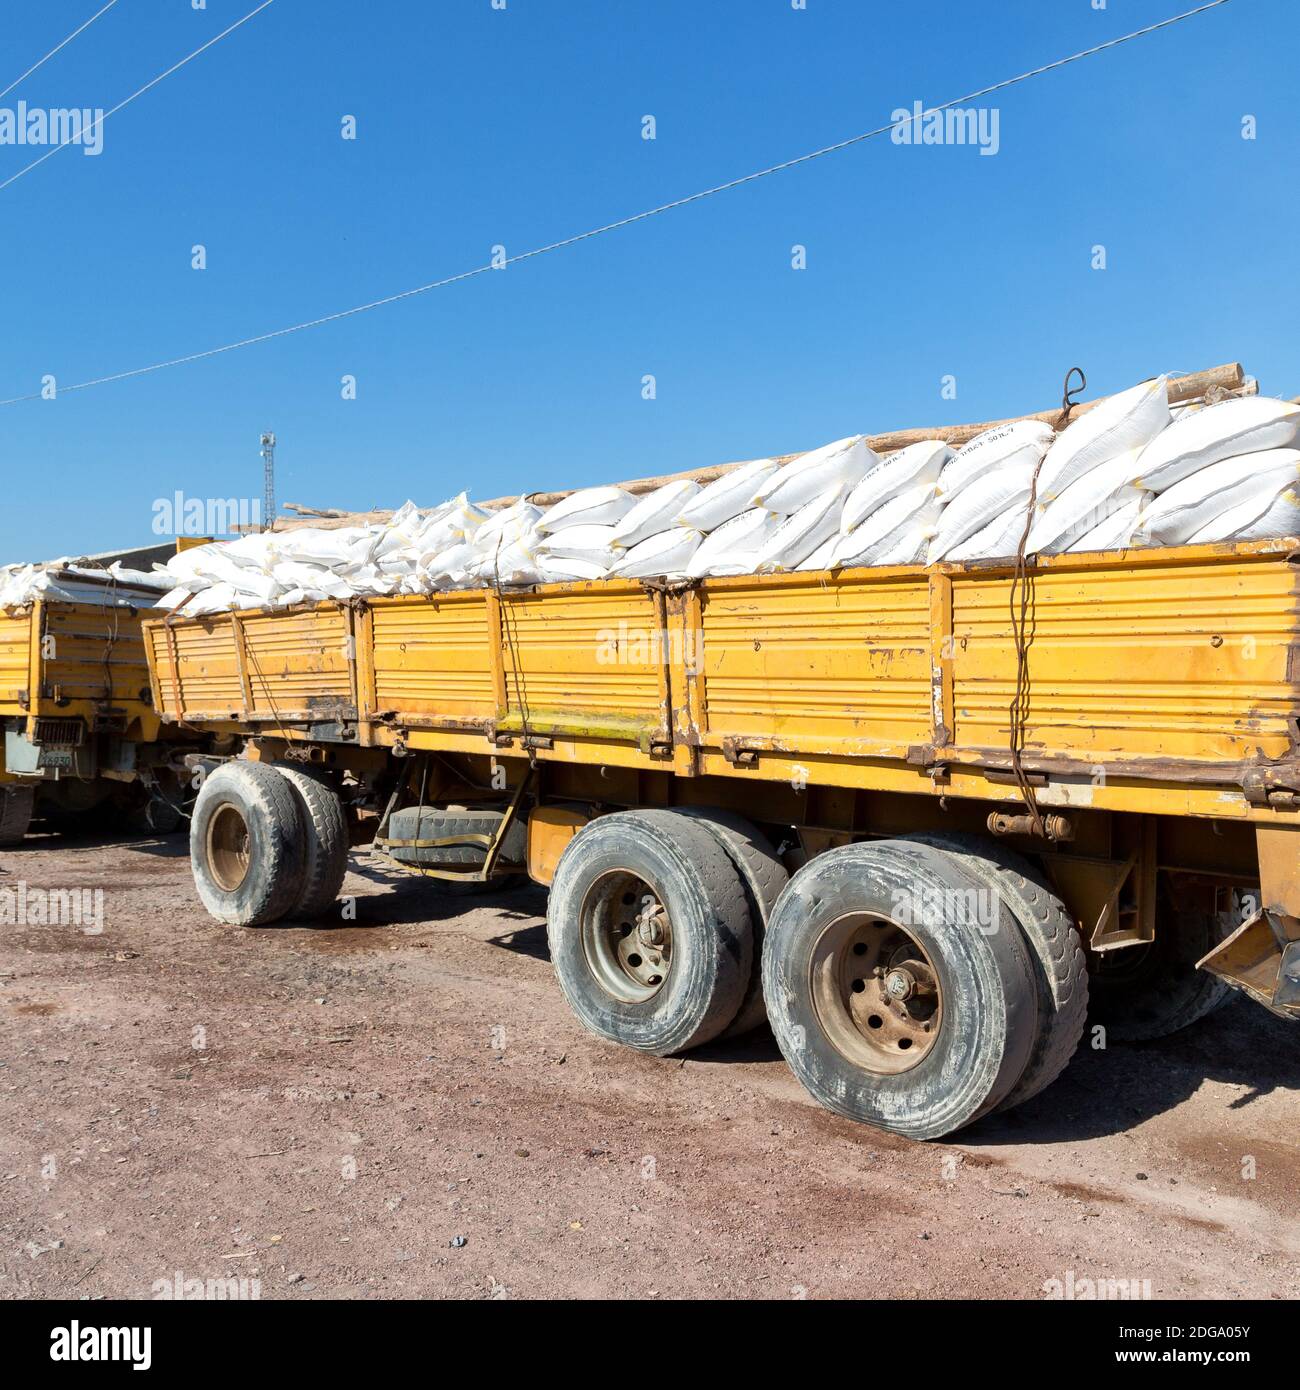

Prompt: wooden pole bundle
xmin=276 ymin=363 xmax=1251 ymax=531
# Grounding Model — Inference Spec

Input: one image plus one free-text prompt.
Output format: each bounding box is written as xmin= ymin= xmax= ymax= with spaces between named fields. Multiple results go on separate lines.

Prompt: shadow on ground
xmin=964 ymin=994 xmax=1299 ymax=1146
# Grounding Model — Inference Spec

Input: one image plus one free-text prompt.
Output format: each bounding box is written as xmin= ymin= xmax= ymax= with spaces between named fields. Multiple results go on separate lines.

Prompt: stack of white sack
xmin=154 ymin=494 xmax=501 ymax=614
xmin=148 ymin=382 xmax=1300 ymax=616
xmin=930 ymin=377 xmax=1300 ymax=564
xmin=0 ymin=559 xmax=173 ymax=609
xmin=1024 ymin=384 xmax=1300 ymax=556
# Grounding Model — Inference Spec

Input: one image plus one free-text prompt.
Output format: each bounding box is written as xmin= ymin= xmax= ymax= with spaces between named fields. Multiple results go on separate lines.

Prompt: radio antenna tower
xmin=260 ymin=432 xmax=276 ymax=532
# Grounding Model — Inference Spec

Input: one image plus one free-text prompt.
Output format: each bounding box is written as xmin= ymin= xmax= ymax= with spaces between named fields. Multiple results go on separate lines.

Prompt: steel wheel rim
xmin=810 ymin=913 xmax=943 ymax=1074
xmin=206 ymin=803 xmax=251 ymax=892
xmin=580 ymin=870 xmax=673 ymax=1003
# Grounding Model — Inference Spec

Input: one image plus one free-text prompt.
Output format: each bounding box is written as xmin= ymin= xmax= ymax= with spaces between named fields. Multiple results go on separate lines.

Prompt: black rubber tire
xmin=190 ymin=761 xmax=305 ymax=926
xmin=547 ymin=809 xmax=753 ymax=1056
xmin=1087 ymin=880 xmax=1233 ymax=1042
xmin=0 ymin=785 xmax=34 ymax=846
xmin=762 ymin=839 xmax=1038 ymax=1140
xmin=902 ymin=832 xmax=1088 ymax=1111
xmin=674 ymin=807 xmax=789 ymax=1039
xmin=277 ymin=767 xmax=350 ymax=919
xmin=386 ymin=805 xmax=525 ymax=871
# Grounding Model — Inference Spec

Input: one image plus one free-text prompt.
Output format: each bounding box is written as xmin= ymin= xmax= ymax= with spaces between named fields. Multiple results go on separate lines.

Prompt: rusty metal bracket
xmin=1198 ymin=909 xmax=1300 ymax=1021
xmin=722 ymin=739 xmax=760 ymax=768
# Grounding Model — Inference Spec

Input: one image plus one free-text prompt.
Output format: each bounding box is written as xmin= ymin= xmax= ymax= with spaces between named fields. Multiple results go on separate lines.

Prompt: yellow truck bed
xmin=143 ymin=537 xmax=1300 ymax=826
xmin=0 ymin=598 xmax=160 ymax=741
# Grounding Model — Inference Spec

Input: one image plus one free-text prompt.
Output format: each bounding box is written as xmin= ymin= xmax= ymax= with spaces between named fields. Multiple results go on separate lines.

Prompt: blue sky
xmin=0 ymin=0 xmax=1293 ymax=562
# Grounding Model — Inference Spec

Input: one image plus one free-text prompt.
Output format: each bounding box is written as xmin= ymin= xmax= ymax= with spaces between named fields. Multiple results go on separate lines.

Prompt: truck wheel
xmin=1088 ymin=883 xmax=1232 ymax=1042
xmin=190 ymin=762 xmax=305 ymax=926
xmin=277 ymin=767 xmax=350 ymax=919
xmin=547 ymin=809 xmax=753 ymax=1056
xmin=0 ymin=785 xmax=34 ymax=846
xmin=674 ymin=807 xmax=788 ymax=1039
xmin=902 ymin=832 xmax=1087 ymax=1111
xmin=762 ymin=840 xmax=1038 ymax=1139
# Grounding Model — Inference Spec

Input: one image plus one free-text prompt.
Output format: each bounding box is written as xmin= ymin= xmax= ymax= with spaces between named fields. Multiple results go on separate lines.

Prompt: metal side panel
xmin=688 ymin=571 xmax=934 ymax=759
xmin=240 ymin=607 xmax=354 ymax=718
xmin=497 ymin=582 xmax=669 ymax=747
xmin=145 ymin=613 xmax=244 ymax=719
xmin=144 ymin=605 xmax=353 ymax=723
xmin=40 ymin=601 xmax=153 ymax=718
xmin=949 ymin=549 xmax=1300 ymax=764
xmin=370 ymin=592 xmax=497 ymax=725
xmin=0 ymin=609 xmax=32 ymax=715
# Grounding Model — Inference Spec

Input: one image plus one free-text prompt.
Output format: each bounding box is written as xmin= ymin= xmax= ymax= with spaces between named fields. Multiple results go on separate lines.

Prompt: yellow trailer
xmin=0 ymin=592 xmax=196 ymax=843
xmin=141 ymin=536 xmax=1300 ymax=1138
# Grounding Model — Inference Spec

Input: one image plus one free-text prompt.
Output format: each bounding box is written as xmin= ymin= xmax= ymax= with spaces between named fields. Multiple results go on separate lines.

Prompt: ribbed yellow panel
xmin=695 ymin=574 xmax=933 ymax=753
xmin=241 ymin=608 xmax=352 ymax=714
xmin=950 ymin=555 xmax=1300 ymax=762
xmin=0 ymin=610 xmax=31 ymax=714
xmin=499 ymin=584 xmax=665 ymax=733
xmin=371 ymin=593 xmax=496 ymax=721
xmin=146 ymin=606 xmax=351 ymax=719
xmin=42 ymin=603 xmax=152 ymax=714
xmin=147 ymin=616 xmax=241 ymax=716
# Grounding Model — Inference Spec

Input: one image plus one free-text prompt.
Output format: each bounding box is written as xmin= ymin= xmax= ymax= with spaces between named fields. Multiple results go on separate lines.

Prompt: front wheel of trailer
xmin=190 ymin=762 xmax=305 ymax=926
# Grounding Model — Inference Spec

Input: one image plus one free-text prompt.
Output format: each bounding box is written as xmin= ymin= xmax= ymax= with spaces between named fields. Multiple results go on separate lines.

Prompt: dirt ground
xmin=0 ymin=826 xmax=1297 ymax=1302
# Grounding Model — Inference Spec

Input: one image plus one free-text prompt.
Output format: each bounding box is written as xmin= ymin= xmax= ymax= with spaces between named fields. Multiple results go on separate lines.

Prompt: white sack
xmin=685 ymin=508 xmax=781 ymax=578
xmin=1208 ymin=483 xmax=1300 ymax=544
xmin=678 ymin=459 xmax=780 ymax=532
xmin=840 ymin=440 xmax=953 ymax=534
xmin=834 ymin=483 xmax=940 ymax=568
xmin=610 ymin=480 xmax=702 ymax=548
xmin=929 ymin=458 xmax=1040 ymax=561
xmin=1135 ymin=448 xmax=1300 ymax=546
xmin=607 ymin=527 xmax=702 ymax=578
xmin=1036 ymin=375 xmax=1170 ymax=498
xmin=754 ymin=436 xmax=875 ymax=515
xmin=1065 ymin=498 xmax=1145 ymax=554
xmin=944 ymin=507 xmax=1033 ymax=563
xmin=755 ymin=489 xmax=847 ymax=572
xmin=537 ymin=524 xmax=622 ymax=567
xmin=536 ymin=555 xmax=609 ymax=583
xmin=538 ymin=486 xmax=637 ymax=534
xmin=938 ymin=420 xmax=1055 ymax=500
xmin=1027 ymin=448 xmax=1149 ymax=554
xmin=1132 ymin=396 xmax=1300 ymax=492
xmin=795 ymin=533 xmax=843 ymax=572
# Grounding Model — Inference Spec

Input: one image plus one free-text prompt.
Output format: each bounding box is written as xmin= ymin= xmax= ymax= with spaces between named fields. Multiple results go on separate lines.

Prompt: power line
xmin=0 ymin=0 xmax=276 ymax=194
xmin=0 ymin=0 xmax=1234 ymax=408
xmin=0 ymin=0 xmax=123 ymax=105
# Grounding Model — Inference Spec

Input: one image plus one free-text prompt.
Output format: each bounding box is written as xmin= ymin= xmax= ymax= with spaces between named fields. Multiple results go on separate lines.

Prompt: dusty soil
xmin=0 ymin=827 xmax=1296 ymax=1302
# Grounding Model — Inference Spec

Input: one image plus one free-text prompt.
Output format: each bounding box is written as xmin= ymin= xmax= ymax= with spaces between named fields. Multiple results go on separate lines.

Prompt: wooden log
xmin=270 ymin=363 xmax=1247 ymax=529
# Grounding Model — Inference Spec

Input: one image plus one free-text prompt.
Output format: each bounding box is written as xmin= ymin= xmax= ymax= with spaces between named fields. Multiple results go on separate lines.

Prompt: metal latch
xmin=722 ymin=740 xmax=759 ymax=768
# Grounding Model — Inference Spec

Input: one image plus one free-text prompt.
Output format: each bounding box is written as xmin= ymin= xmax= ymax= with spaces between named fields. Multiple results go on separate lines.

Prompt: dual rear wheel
xmin=548 ymin=815 xmax=1091 ymax=1139
xmin=191 ymin=761 xmax=349 ymax=925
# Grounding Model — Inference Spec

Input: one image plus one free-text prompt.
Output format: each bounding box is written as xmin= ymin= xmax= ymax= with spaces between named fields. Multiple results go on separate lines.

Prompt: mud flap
xmin=1196 ymin=910 xmax=1300 ymax=1021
